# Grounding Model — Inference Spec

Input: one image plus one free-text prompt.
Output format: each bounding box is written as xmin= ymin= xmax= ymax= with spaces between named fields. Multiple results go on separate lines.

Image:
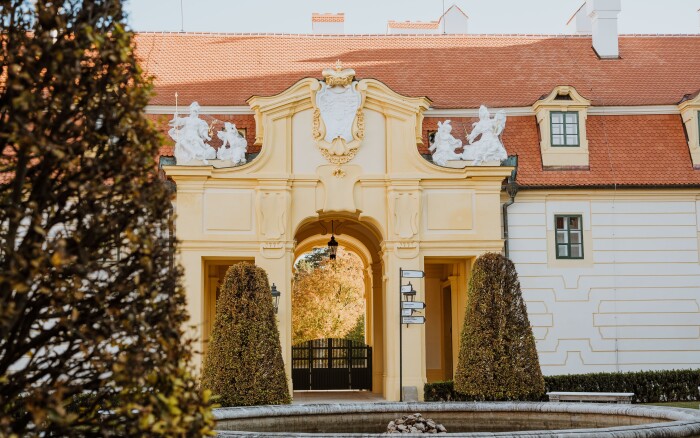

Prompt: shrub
xmin=0 ymin=1 xmax=213 ymax=435
xmin=545 ymin=369 xmax=700 ymax=403
xmin=425 ymin=369 xmax=700 ymax=403
xmin=453 ymin=253 xmax=545 ymax=400
xmin=202 ymin=263 xmax=291 ymax=406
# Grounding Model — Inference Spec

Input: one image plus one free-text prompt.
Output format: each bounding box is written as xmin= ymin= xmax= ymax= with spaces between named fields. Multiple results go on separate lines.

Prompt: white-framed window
xmin=555 ymin=215 xmax=583 ymax=259
xmin=550 ymin=112 xmax=580 ymax=147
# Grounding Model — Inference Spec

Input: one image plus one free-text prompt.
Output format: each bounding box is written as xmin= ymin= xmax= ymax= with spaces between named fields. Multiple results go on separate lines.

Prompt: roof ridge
xmin=133 ymin=31 xmax=589 ymax=38
xmin=133 ymin=31 xmax=700 ymax=38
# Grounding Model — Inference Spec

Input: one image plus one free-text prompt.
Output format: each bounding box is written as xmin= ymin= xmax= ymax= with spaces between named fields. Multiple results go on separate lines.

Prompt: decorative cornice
xmin=588 ymin=105 xmax=680 ymax=115
xmin=427 ymin=107 xmax=533 ymax=117
xmin=145 ymin=105 xmax=254 ymax=115
xmin=144 ymin=104 xmax=682 ymax=117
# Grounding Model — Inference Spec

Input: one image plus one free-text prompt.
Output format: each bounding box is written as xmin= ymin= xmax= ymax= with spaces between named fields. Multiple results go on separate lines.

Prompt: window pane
xmin=551 ymin=113 xmax=563 ymax=123
xmin=557 ymin=245 xmax=568 ymax=257
xmin=556 ymin=231 xmax=568 ymax=243
xmin=552 ymin=124 xmax=563 ymax=135
xmin=569 ymin=217 xmax=580 ymax=229
xmin=570 ymin=231 xmax=581 ymax=244
xmin=566 ymin=135 xmax=579 ymax=145
xmin=565 ymin=113 xmax=578 ymax=124
xmin=565 ymin=123 xmax=578 ymax=135
xmin=556 ymin=217 xmax=565 ymax=230
xmin=570 ymin=245 xmax=582 ymax=258
xmin=552 ymin=135 xmax=564 ymax=145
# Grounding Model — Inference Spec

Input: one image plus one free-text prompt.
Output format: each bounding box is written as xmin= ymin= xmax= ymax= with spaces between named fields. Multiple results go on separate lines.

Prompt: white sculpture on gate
xmin=216 ymin=122 xmax=247 ymax=165
xmin=429 ymin=120 xmax=463 ymax=167
xmin=461 ymin=105 xmax=508 ymax=165
xmin=169 ymin=101 xmax=217 ymax=165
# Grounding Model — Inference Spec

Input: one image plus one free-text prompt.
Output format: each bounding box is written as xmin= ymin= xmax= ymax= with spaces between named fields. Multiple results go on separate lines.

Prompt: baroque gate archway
xmin=164 ymin=66 xmax=512 ymax=401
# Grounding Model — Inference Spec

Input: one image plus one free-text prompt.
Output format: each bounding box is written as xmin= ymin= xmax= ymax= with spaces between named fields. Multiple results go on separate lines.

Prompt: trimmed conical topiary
xmin=454 ymin=252 xmax=545 ymax=400
xmin=202 ymin=263 xmax=291 ymax=406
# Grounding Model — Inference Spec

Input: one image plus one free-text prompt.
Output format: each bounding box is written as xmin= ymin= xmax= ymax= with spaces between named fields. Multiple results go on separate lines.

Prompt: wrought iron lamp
xmin=402 ymin=282 xmax=416 ymax=302
xmin=271 ymin=283 xmax=281 ymax=314
xmin=327 ymin=220 xmax=339 ymax=260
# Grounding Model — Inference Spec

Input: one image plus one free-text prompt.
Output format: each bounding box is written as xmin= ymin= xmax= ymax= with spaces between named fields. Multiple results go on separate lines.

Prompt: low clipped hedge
xmin=425 ymin=369 xmax=700 ymax=403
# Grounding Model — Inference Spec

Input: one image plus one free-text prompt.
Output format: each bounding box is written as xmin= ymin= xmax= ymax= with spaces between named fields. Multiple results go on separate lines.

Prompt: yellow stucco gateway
xmin=163 ymin=70 xmax=513 ymax=401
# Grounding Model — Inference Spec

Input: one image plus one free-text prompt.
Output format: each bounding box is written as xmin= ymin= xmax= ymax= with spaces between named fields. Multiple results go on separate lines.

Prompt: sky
xmin=125 ymin=0 xmax=700 ymax=35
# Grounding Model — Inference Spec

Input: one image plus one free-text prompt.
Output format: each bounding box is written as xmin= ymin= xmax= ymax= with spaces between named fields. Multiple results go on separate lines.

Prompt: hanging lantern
xmin=327 ymin=220 xmax=338 ymax=260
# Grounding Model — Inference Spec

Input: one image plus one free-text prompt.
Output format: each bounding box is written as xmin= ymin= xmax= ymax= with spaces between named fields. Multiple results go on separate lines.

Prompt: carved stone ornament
xmin=312 ymin=63 xmax=366 ymax=165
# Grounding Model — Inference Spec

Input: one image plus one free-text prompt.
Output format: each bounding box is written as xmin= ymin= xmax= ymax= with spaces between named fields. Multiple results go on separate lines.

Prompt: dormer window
xmin=678 ymin=92 xmax=700 ymax=168
xmin=551 ymin=112 xmax=579 ymax=147
xmin=532 ymin=86 xmax=591 ymax=168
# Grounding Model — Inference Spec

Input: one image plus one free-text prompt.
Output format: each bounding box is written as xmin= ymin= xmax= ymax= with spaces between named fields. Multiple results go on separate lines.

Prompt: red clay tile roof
xmin=134 ymin=33 xmax=700 ymax=109
xmin=136 ymin=33 xmax=700 ymax=187
xmin=424 ymin=114 xmax=700 ymax=187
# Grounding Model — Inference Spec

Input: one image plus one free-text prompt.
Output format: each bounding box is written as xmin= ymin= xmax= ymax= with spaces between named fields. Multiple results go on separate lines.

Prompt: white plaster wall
xmin=508 ymin=198 xmax=700 ymax=375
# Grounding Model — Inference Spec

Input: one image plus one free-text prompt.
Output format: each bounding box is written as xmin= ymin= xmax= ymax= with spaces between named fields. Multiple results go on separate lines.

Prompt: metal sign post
xmin=399 ymin=267 xmax=425 ymax=402
xmin=399 ymin=268 xmax=403 ymax=402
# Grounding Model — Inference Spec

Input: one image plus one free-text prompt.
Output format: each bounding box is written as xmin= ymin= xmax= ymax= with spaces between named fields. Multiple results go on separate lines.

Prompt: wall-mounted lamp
xmin=271 ymin=283 xmax=281 ymax=314
xmin=327 ymin=220 xmax=338 ymax=260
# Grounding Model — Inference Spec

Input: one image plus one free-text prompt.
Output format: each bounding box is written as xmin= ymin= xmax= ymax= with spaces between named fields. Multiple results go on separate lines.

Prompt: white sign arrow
xmin=401 ymin=270 xmax=425 ymax=278
xmin=401 ymin=301 xmax=426 ymax=310
xmin=402 ymin=316 xmax=426 ymax=324
xmin=401 ymin=309 xmax=413 ymax=316
xmin=401 ymin=284 xmax=414 ymax=293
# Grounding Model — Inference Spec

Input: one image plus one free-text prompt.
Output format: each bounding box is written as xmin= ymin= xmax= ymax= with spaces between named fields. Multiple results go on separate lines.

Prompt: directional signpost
xmin=401 ymin=301 xmax=426 ymax=310
xmin=401 ymin=270 xmax=425 ymax=278
xmin=399 ymin=268 xmax=425 ymax=402
xmin=401 ymin=316 xmax=426 ymax=324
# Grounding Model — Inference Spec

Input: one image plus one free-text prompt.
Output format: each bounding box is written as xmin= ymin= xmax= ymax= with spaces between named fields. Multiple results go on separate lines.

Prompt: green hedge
xmin=425 ymin=369 xmax=700 ymax=403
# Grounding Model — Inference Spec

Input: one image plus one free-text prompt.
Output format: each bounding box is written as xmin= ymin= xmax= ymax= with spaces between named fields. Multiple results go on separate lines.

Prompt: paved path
xmin=292 ymin=390 xmax=385 ymax=404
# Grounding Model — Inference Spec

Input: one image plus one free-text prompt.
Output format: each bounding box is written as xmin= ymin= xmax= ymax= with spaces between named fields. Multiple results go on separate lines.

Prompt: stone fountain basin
xmin=214 ymin=401 xmax=700 ymax=437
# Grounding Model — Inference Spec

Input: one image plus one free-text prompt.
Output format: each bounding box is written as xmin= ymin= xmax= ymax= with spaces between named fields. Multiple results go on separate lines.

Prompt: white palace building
xmin=137 ymin=1 xmax=700 ymax=400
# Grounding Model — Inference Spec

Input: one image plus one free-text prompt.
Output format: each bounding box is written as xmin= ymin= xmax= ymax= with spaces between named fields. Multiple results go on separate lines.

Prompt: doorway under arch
xmin=293 ymin=217 xmax=385 ymax=395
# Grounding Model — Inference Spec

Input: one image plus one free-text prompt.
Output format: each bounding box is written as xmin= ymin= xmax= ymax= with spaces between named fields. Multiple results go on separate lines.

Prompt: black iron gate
xmin=292 ymin=338 xmax=372 ymax=390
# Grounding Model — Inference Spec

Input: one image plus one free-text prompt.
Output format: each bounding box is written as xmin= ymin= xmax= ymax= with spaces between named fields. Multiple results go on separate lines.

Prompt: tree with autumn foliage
xmin=0 ymin=1 xmax=213 ymax=435
xmin=292 ymin=248 xmax=366 ymax=345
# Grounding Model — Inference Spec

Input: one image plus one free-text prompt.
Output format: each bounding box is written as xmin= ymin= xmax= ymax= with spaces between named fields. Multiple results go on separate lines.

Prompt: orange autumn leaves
xmin=292 ymin=248 xmax=365 ymax=345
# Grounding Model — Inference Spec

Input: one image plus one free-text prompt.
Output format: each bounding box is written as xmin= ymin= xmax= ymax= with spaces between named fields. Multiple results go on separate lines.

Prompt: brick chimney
xmin=387 ymin=21 xmax=439 ymax=34
xmin=586 ymin=0 xmax=621 ymax=59
xmin=312 ymin=13 xmax=344 ymax=34
xmin=386 ymin=4 xmax=468 ymax=35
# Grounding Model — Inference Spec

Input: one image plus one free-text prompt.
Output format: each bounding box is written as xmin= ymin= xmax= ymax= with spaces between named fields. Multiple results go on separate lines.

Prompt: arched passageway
xmin=294 ymin=217 xmax=385 ymax=394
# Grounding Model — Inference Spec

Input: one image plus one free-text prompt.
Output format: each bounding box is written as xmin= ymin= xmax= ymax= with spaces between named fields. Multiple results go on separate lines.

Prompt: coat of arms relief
xmin=312 ymin=63 xmax=367 ymax=165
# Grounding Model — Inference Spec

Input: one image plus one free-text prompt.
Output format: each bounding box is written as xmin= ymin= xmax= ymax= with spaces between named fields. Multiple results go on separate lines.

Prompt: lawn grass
xmin=642 ymin=401 xmax=699 ymax=409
